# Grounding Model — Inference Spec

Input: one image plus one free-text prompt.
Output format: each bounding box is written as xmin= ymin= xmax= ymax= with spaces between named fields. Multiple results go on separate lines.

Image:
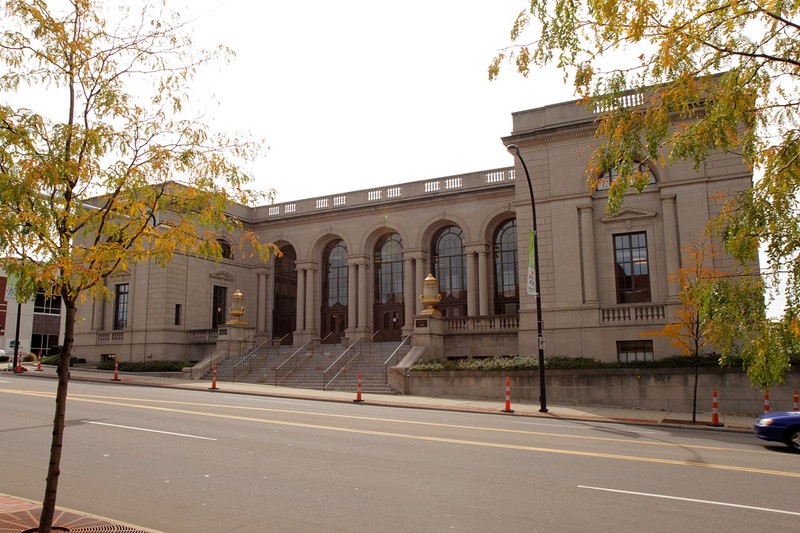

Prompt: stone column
xmin=478 ymin=249 xmax=489 ymax=316
xmin=403 ymin=257 xmax=414 ymax=328
xmin=357 ymin=260 xmax=368 ymax=332
xmin=305 ymin=267 xmax=316 ymax=333
xmin=265 ymin=271 xmax=274 ymax=337
xmin=92 ymin=292 xmax=105 ymax=330
xmin=347 ymin=262 xmax=357 ymax=334
xmin=579 ymin=205 xmax=598 ymax=305
xmin=295 ymin=268 xmax=306 ymax=331
xmin=257 ymin=272 xmax=267 ymax=333
xmin=661 ymin=195 xmax=681 ymax=300
xmin=466 ymin=251 xmax=477 ymax=316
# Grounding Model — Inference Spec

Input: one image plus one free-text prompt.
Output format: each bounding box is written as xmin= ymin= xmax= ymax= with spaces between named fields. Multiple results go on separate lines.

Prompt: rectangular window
xmin=31 ymin=334 xmax=59 ymax=357
xmin=34 ymin=291 xmax=62 ymax=315
xmin=212 ymin=286 xmax=227 ymax=329
xmin=617 ymin=340 xmax=654 ymax=362
xmin=114 ymin=284 xmax=129 ymax=330
xmin=614 ymin=232 xmax=651 ymax=303
xmin=175 ymin=304 xmax=182 ymax=326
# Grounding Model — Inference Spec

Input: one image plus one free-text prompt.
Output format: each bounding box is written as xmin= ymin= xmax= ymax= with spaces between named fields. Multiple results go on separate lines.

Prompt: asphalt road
xmin=1 ymin=374 xmax=798 ymax=532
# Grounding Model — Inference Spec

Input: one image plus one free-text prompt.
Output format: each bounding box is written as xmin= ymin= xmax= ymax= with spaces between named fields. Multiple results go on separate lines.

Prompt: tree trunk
xmin=38 ymin=298 xmax=77 ymax=532
xmin=692 ymin=352 xmax=699 ymax=424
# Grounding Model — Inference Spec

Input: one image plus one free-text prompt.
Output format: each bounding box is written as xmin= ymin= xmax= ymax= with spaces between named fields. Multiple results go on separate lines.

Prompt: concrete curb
xmin=13 ymin=365 xmax=755 ymax=433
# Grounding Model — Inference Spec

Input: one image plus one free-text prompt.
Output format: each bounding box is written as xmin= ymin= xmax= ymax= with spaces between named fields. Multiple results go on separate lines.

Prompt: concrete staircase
xmin=204 ymin=339 xmax=411 ymax=395
xmin=278 ymin=340 xmax=410 ymax=393
xmin=202 ymin=344 xmax=295 ymax=383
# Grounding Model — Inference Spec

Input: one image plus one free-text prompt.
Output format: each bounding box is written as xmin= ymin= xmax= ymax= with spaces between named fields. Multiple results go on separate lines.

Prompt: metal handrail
xmin=232 ymin=339 xmax=271 ymax=383
xmin=322 ymin=337 xmax=363 ymax=391
xmin=273 ymin=339 xmax=313 ymax=386
xmin=383 ymin=335 xmax=411 ymax=367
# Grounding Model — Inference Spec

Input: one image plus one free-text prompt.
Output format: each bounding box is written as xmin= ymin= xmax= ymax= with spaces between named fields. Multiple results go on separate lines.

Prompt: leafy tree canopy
xmin=492 ymin=0 xmax=800 ymax=387
xmin=0 ymin=0 xmax=276 ymax=305
xmin=0 ymin=2 xmax=277 ymax=529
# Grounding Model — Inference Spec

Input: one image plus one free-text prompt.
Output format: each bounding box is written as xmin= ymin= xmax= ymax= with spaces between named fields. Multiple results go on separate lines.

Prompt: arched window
xmin=432 ymin=226 xmax=466 ymax=317
xmin=217 ymin=239 xmax=233 ymax=260
xmin=374 ymin=233 xmax=403 ymax=304
xmin=493 ymin=219 xmax=519 ymax=315
xmin=374 ymin=233 xmax=404 ymax=341
xmin=322 ymin=240 xmax=348 ymax=342
xmin=272 ymin=245 xmax=297 ymax=343
xmin=595 ymin=162 xmax=656 ymax=191
xmin=324 ymin=240 xmax=348 ymax=307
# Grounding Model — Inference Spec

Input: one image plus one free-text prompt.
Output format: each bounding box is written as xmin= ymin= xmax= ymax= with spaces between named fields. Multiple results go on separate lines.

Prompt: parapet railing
xmin=445 ymin=315 xmax=519 ymax=333
xmin=600 ymin=304 xmax=666 ymax=323
xmin=96 ymin=331 xmax=126 ymax=343
xmin=187 ymin=329 xmax=219 ymax=344
xmin=257 ymin=167 xmax=515 ymax=220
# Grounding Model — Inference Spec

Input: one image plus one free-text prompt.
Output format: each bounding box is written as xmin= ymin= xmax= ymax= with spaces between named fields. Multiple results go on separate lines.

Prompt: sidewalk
xmin=2 ymin=364 xmax=756 ymax=532
xmin=10 ymin=363 xmax=757 ymax=430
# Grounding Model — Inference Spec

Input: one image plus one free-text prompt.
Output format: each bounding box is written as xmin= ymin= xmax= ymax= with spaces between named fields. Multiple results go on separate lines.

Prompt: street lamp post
xmin=507 ymin=144 xmax=548 ymax=413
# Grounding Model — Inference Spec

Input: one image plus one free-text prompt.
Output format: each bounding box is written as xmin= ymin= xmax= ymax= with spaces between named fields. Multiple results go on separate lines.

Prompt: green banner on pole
xmin=527 ymin=229 xmax=536 ymax=296
xmin=4 ymin=272 xmax=17 ymax=301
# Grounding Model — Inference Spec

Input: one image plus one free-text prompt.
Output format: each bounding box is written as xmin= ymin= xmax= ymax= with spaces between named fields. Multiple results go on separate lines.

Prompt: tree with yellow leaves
xmin=645 ymin=239 xmax=765 ymax=422
xmin=492 ymin=0 xmax=799 ymax=390
xmin=0 ymin=1 xmax=276 ymax=530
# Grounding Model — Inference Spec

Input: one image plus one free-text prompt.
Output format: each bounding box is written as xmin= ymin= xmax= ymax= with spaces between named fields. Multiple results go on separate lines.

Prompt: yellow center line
xmin=2 ymin=388 xmax=798 ymax=478
xmin=0 ymin=389 xmax=767 ymax=452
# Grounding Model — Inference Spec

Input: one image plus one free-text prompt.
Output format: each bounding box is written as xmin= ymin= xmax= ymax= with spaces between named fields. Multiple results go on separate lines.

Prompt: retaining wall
xmin=403 ymin=367 xmax=800 ymax=416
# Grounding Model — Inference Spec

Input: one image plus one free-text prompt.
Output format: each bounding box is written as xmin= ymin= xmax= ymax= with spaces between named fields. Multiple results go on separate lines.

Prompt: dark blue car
xmin=753 ymin=411 xmax=800 ymax=452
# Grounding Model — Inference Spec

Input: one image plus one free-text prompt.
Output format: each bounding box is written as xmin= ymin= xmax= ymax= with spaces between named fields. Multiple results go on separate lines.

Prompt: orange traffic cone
xmin=209 ymin=362 xmax=219 ymax=391
xmin=353 ymin=371 xmax=364 ymax=403
xmin=501 ymin=376 xmax=514 ymax=413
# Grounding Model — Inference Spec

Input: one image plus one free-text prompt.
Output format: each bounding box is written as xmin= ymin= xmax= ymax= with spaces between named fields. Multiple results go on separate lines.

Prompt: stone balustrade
xmin=254 ymin=167 xmax=515 ymax=220
xmin=601 ymin=304 xmax=666 ymax=323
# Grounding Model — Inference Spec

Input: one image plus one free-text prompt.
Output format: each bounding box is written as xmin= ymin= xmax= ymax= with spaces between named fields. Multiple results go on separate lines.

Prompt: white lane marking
xmin=578 ymin=485 xmax=800 ymax=516
xmin=87 ymin=421 xmax=217 ymax=441
xmin=244 ymin=398 xmax=315 ymax=407
xmin=510 ymin=420 xmax=587 ymax=429
xmin=510 ymin=420 xmax=660 ymax=434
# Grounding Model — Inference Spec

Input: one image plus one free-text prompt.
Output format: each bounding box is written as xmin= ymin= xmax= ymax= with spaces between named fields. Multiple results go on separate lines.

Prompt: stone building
xmin=72 ymin=96 xmax=753 ymax=369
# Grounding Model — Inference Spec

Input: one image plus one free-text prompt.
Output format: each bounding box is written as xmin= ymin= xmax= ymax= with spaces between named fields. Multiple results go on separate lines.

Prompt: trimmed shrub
xmin=96 ymin=360 xmax=187 ymax=372
xmin=412 ymin=356 xmax=538 ymax=372
xmin=410 ymin=353 xmax=799 ymax=372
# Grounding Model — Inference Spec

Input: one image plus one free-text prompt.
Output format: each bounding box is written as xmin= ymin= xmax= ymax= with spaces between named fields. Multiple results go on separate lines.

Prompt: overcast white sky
xmin=177 ymin=0 xmax=572 ymax=203
xmin=174 ymin=0 xmax=790 ymax=316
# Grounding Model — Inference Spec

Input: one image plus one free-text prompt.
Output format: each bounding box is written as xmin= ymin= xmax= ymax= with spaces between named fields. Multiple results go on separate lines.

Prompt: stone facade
xmin=72 ymin=97 xmax=753 ymax=365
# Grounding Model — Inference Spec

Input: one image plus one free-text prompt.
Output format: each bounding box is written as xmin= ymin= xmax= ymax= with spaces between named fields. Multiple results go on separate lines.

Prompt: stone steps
xmin=204 ymin=341 xmax=409 ymax=394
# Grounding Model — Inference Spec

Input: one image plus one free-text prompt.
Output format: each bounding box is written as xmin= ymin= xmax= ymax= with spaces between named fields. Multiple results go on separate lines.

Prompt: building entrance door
xmin=321 ymin=304 xmax=347 ymax=344
xmin=373 ymin=303 xmax=403 ymax=342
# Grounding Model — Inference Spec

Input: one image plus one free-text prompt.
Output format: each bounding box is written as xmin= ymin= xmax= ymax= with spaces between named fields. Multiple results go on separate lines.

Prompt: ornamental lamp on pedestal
xmin=226 ymin=289 xmax=247 ymax=325
xmin=419 ymin=273 xmax=442 ymax=317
